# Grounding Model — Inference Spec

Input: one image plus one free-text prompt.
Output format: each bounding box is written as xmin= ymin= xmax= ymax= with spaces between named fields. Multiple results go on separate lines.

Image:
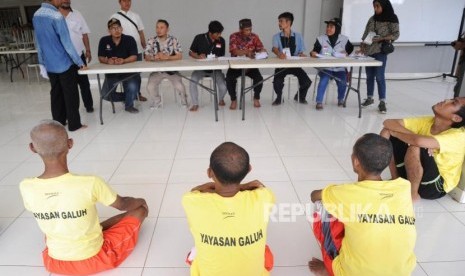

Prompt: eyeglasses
xmin=109 ymin=26 xmax=122 ymax=31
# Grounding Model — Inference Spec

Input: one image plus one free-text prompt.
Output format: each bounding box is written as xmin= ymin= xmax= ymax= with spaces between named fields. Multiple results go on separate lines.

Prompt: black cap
xmin=107 ymin=18 xmax=121 ymax=29
xmin=239 ymin=18 xmax=252 ymax=29
xmin=324 ymin=18 xmax=341 ymax=27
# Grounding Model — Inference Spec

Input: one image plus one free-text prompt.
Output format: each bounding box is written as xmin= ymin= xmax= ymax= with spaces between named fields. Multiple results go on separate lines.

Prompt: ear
xmin=207 ymin=167 xmax=214 ymax=179
xmin=351 ymin=154 xmax=361 ymax=173
xmin=29 ymin=143 xmax=38 ymax=153
xmin=452 ymin=114 xmax=463 ymax=123
xmin=68 ymin=138 xmax=74 ymax=149
xmin=248 ymin=164 xmax=252 ymax=173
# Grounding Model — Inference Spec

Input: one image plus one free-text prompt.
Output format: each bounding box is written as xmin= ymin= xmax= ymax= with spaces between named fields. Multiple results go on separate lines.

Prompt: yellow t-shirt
xmin=182 ymin=187 xmax=275 ymax=276
xmin=404 ymin=116 xmax=465 ymax=192
xmin=322 ymin=178 xmax=416 ymax=276
xmin=19 ymin=173 xmax=117 ymax=261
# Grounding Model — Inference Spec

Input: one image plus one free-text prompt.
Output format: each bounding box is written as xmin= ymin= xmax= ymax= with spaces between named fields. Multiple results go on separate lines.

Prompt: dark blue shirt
xmin=98 ymin=34 xmax=138 ymax=59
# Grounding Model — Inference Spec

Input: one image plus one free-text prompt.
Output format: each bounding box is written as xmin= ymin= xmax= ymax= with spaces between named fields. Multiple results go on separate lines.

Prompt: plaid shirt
xmin=229 ymin=32 xmax=264 ymax=56
xmin=145 ymin=34 xmax=182 ymax=56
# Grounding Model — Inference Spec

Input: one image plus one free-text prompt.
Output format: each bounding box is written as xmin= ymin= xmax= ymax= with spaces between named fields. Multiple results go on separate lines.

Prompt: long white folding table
xmin=228 ymin=57 xmax=382 ymax=119
xmin=80 ymin=59 xmax=229 ymax=124
xmin=0 ymin=49 xmax=37 ymax=82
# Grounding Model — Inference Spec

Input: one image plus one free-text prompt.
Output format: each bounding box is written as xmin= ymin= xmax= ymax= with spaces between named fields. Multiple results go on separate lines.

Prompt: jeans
xmin=189 ymin=70 xmax=227 ymax=106
xmin=365 ymin=52 xmax=387 ymax=100
xmin=104 ymin=73 xmax=140 ymax=108
xmin=315 ymin=70 xmax=347 ymax=103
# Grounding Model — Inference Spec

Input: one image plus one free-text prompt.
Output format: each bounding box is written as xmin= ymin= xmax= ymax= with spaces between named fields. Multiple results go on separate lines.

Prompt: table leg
xmin=213 ymin=72 xmax=218 ymax=122
xmin=97 ymin=74 xmax=104 ymax=125
xmin=241 ymin=69 xmax=246 ymax=120
xmin=356 ymin=67 xmax=362 ymax=118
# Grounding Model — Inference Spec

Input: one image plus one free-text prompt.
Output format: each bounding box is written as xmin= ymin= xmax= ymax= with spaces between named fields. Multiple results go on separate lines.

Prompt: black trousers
xmin=273 ymin=67 xmax=311 ymax=100
xmin=390 ymin=136 xmax=446 ymax=199
xmin=226 ymin=68 xmax=263 ymax=100
xmin=77 ymin=54 xmax=93 ymax=109
xmin=48 ymin=65 xmax=82 ymax=131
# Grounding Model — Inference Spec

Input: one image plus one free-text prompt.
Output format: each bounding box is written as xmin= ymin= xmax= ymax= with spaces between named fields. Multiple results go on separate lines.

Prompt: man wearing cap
xmin=310 ymin=18 xmax=354 ymax=110
xmin=111 ymin=0 xmax=147 ymax=101
xmin=226 ymin=19 xmax=267 ymax=109
xmin=98 ymin=18 xmax=140 ymax=113
xmin=271 ymin=12 xmax=312 ymax=106
xmin=59 ymin=0 xmax=94 ymax=113
xmin=33 ymin=0 xmax=86 ymax=132
xmin=188 ymin=20 xmax=227 ymax=112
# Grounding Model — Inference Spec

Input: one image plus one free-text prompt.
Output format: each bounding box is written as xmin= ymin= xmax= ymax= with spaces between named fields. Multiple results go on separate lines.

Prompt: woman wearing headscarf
xmin=360 ymin=0 xmax=399 ymax=114
xmin=310 ymin=18 xmax=354 ymax=110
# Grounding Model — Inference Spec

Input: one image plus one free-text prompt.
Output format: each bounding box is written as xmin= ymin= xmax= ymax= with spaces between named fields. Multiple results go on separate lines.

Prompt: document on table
xmin=286 ymin=56 xmax=307 ymax=60
xmin=315 ymin=54 xmax=336 ymax=59
xmin=255 ymin=52 xmax=268 ymax=60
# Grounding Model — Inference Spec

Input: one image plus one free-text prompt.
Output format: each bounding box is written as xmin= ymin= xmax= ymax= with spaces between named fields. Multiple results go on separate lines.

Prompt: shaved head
xmin=210 ymin=142 xmax=250 ymax=185
xmin=30 ymin=120 xmax=69 ymax=158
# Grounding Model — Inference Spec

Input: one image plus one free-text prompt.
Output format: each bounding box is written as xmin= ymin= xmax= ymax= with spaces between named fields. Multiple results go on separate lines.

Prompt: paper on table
xmin=332 ymin=52 xmax=347 ymax=58
xmin=287 ymin=56 xmax=306 ymax=60
xmin=255 ymin=52 xmax=268 ymax=60
xmin=315 ymin=54 xmax=335 ymax=59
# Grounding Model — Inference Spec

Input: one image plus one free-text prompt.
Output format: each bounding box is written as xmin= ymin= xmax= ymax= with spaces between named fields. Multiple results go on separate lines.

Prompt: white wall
xmin=0 ymin=0 xmax=459 ymax=74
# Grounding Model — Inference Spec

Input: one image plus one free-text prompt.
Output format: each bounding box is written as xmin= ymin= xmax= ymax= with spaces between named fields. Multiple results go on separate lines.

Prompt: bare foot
xmin=218 ymin=100 xmax=226 ymax=106
xmin=229 ymin=100 xmax=237 ymax=110
xmin=189 ymin=105 xmax=199 ymax=112
xmin=253 ymin=99 xmax=261 ymax=108
xmin=308 ymin=258 xmax=329 ymax=276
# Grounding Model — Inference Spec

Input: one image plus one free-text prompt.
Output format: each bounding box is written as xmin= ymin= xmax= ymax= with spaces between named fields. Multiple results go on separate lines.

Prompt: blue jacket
xmin=33 ymin=3 xmax=83 ymax=73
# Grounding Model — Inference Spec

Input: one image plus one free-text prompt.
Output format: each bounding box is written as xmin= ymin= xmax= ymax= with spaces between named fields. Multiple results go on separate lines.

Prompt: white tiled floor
xmin=0 ymin=67 xmax=463 ymax=275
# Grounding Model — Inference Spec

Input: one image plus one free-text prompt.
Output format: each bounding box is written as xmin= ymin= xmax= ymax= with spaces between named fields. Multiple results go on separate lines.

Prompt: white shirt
xmin=64 ymin=9 xmax=90 ymax=55
xmin=111 ymin=10 xmax=145 ymax=54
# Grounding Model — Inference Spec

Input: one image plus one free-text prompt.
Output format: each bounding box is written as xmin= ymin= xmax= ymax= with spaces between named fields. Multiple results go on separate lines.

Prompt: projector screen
xmin=342 ymin=0 xmax=464 ymax=43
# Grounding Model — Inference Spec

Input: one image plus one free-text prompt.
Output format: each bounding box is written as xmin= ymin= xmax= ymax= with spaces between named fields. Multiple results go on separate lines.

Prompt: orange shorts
xmin=43 ymin=216 xmax=141 ymax=275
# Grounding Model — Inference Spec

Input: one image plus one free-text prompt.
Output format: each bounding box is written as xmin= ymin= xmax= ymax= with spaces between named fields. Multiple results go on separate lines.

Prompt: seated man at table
xmin=271 ymin=12 xmax=312 ymax=105
xmin=309 ymin=133 xmax=416 ymax=276
xmin=310 ymin=18 xmax=353 ymax=110
xmin=145 ymin=19 xmax=187 ymax=109
xmin=226 ymin=19 xmax=267 ymax=110
xmin=98 ymin=18 xmax=140 ymax=113
xmin=380 ymin=97 xmax=465 ymax=201
xmin=182 ymin=142 xmax=275 ymax=276
xmin=188 ymin=20 xmax=227 ymax=112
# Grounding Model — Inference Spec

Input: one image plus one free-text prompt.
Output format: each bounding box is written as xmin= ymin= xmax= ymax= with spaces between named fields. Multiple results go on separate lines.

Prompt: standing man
xmin=188 ymin=21 xmax=227 ymax=112
xmin=145 ymin=19 xmax=187 ymax=108
xmin=226 ymin=19 xmax=266 ymax=109
xmin=271 ymin=12 xmax=312 ymax=106
xmin=111 ymin=0 xmax=147 ymax=101
xmin=98 ymin=18 xmax=140 ymax=113
xmin=59 ymin=0 xmax=94 ymax=113
xmin=33 ymin=0 xmax=86 ymax=132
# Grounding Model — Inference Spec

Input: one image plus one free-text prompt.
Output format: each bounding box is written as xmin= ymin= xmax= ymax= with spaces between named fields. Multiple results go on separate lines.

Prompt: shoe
xmin=189 ymin=105 xmax=199 ymax=112
xmin=361 ymin=98 xmax=374 ymax=107
xmin=378 ymin=101 xmax=387 ymax=114
xmin=272 ymin=98 xmax=282 ymax=106
xmin=218 ymin=100 xmax=226 ymax=106
xmin=125 ymin=106 xmax=139 ymax=113
xmin=316 ymin=103 xmax=323 ymax=110
xmin=253 ymin=99 xmax=261 ymax=108
xmin=86 ymin=107 xmax=94 ymax=113
xmin=337 ymin=101 xmax=344 ymax=107
xmin=138 ymin=95 xmax=148 ymax=102
xmin=229 ymin=100 xmax=237 ymax=110
xmin=293 ymin=93 xmax=308 ymax=104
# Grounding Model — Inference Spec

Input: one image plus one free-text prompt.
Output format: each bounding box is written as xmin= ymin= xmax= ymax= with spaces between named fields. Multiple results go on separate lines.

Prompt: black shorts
xmin=390 ymin=136 xmax=446 ymax=199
